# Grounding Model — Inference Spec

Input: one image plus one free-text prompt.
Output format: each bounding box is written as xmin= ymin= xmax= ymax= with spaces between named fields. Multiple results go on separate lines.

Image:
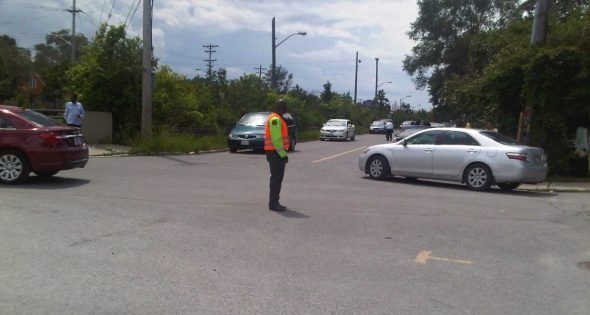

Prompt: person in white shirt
xmin=385 ymin=121 xmax=394 ymax=141
xmin=64 ymin=93 xmax=85 ymax=128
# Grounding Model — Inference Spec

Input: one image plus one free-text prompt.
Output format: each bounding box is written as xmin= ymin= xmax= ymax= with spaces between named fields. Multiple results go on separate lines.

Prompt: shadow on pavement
xmin=159 ymin=155 xmax=204 ymax=166
xmin=277 ymin=208 xmax=309 ymax=218
xmin=5 ymin=176 xmax=91 ymax=189
xmin=362 ymin=176 xmax=558 ymax=198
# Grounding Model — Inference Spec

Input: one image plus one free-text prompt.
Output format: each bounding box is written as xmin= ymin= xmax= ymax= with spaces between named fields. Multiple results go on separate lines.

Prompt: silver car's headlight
xmin=362 ymin=148 xmax=371 ymax=154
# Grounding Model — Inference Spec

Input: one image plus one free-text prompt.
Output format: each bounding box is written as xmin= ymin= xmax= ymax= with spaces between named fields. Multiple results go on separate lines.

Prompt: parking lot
xmin=1 ymin=134 xmax=589 ymax=314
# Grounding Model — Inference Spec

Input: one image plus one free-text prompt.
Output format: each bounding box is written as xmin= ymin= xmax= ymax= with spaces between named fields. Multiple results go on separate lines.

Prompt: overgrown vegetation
xmin=129 ymin=132 xmax=226 ymax=155
xmin=405 ymin=0 xmax=590 ymax=175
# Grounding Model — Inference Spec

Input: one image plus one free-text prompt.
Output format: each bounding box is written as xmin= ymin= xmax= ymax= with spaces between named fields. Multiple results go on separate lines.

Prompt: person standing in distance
xmin=64 ymin=93 xmax=85 ymax=128
xmin=264 ymin=99 xmax=290 ymax=212
xmin=385 ymin=120 xmax=394 ymax=141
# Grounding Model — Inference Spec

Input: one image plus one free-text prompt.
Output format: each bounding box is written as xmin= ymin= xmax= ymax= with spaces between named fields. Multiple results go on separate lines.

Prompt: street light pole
xmin=374 ymin=58 xmax=379 ymax=101
xmin=271 ymin=17 xmax=276 ymax=90
xmin=354 ymin=51 xmax=360 ymax=104
xmin=271 ymin=17 xmax=306 ymax=91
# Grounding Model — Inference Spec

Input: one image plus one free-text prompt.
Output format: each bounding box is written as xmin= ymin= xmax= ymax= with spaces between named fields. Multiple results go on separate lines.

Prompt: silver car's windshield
xmin=480 ymin=131 xmax=518 ymax=145
xmin=237 ymin=113 xmax=268 ymax=127
xmin=326 ymin=121 xmax=346 ymax=126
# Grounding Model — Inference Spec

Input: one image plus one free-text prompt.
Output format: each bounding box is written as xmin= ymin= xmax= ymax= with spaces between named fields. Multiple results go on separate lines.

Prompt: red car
xmin=0 ymin=105 xmax=88 ymax=184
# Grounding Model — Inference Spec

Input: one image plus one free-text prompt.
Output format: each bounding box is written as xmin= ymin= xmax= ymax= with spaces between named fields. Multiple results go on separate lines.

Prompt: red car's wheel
xmin=0 ymin=150 xmax=31 ymax=184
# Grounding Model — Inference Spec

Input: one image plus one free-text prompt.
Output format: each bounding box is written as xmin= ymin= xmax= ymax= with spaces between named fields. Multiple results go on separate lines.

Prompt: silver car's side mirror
xmin=403 ymin=139 xmax=408 ymax=146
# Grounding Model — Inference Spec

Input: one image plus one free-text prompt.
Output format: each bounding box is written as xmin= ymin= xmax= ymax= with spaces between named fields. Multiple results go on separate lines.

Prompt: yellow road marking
xmin=312 ymin=146 xmax=367 ymax=163
xmin=415 ymin=250 xmax=474 ymax=265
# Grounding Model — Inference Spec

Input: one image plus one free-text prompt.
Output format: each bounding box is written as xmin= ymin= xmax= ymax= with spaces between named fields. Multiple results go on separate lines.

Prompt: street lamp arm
xmin=275 ymin=32 xmax=307 ymax=48
xmin=377 ymin=81 xmax=392 ymax=88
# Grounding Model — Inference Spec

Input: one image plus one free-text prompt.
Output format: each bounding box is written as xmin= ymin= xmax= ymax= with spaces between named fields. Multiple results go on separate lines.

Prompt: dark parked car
xmin=228 ymin=112 xmax=297 ymax=153
xmin=0 ymin=105 xmax=89 ymax=184
xmin=369 ymin=120 xmax=386 ymax=134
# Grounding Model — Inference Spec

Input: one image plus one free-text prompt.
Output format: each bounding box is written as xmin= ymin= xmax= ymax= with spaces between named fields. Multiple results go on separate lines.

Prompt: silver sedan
xmin=358 ymin=128 xmax=548 ymax=191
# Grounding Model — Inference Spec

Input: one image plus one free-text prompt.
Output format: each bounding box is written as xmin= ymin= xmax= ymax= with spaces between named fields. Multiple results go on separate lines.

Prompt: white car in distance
xmin=320 ymin=119 xmax=356 ymax=141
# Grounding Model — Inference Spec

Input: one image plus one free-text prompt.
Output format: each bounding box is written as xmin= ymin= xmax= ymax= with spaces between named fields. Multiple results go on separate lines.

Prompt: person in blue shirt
xmin=64 ymin=93 xmax=85 ymax=128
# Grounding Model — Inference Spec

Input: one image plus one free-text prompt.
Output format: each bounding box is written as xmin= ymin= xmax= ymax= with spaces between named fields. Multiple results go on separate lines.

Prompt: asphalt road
xmin=1 ymin=134 xmax=589 ymax=314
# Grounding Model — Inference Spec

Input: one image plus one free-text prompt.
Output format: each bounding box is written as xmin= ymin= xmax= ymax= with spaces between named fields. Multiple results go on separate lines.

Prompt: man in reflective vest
xmin=264 ymin=99 xmax=290 ymax=212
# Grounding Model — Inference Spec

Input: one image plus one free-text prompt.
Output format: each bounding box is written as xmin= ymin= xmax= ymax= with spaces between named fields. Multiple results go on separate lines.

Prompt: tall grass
xmin=130 ymin=131 xmax=226 ymax=155
xmin=297 ymin=129 xmax=320 ymax=142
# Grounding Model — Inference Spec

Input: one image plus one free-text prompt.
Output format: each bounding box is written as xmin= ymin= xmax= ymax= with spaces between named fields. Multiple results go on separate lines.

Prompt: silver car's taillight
xmin=506 ymin=152 xmax=528 ymax=162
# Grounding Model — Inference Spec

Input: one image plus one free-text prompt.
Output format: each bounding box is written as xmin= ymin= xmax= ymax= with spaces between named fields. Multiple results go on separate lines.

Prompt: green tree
xmin=0 ymin=35 xmax=32 ymax=103
xmin=263 ymin=65 xmax=293 ymax=93
xmin=321 ymin=81 xmax=333 ymax=102
xmin=33 ymin=30 xmax=89 ymax=104
xmin=67 ymin=24 xmax=145 ymax=142
xmin=403 ymin=0 xmax=522 ymax=119
xmin=375 ymin=89 xmax=391 ymax=118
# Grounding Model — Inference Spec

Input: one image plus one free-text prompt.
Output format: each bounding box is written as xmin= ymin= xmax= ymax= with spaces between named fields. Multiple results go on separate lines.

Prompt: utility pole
xmin=374 ymin=57 xmax=379 ymax=101
xmin=254 ymin=65 xmax=266 ymax=88
xmin=203 ymin=44 xmax=218 ymax=77
xmin=354 ymin=51 xmax=360 ymax=104
xmin=66 ymin=0 xmax=82 ymax=62
xmin=271 ymin=17 xmax=277 ymax=91
xmin=531 ymin=0 xmax=550 ymax=44
xmin=254 ymin=65 xmax=266 ymax=81
xmin=141 ymin=0 xmax=153 ymax=136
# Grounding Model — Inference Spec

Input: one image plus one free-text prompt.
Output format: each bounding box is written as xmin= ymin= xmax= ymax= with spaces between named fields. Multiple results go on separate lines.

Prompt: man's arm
xmin=269 ymin=117 xmax=287 ymax=157
xmin=63 ymin=103 xmax=69 ymax=120
xmin=79 ymin=104 xmax=85 ymax=118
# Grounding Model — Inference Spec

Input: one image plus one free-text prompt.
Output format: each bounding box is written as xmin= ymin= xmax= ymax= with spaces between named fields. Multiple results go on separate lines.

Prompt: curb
xmin=89 ymin=148 xmax=228 ymax=157
xmin=518 ymin=182 xmax=590 ymax=193
xmin=518 ymin=187 xmax=590 ymax=193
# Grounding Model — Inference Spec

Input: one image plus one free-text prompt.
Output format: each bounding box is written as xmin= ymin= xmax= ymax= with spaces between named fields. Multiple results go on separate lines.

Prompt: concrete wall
xmin=82 ymin=111 xmax=112 ymax=144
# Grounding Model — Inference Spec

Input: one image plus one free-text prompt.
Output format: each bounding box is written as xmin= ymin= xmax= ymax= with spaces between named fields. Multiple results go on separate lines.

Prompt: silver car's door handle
xmin=424 ymin=148 xmax=433 ymax=152
xmin=467 ymin=149 xmax=478 ymax=153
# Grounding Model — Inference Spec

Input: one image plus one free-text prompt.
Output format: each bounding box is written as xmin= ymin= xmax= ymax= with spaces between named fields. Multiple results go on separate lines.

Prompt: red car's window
xmin=0 ymin=114 xmax=17 ymax=129
xmin=16 ymin=110 xmax=59 ymax=127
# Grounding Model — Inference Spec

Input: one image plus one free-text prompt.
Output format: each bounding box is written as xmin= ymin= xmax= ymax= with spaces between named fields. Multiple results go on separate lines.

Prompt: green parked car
xmin=228 ymin=112 xmax=297 ymax=153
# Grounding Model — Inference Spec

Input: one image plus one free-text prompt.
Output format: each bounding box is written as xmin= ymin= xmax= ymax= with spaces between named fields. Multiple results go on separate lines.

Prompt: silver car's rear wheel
xmin=368 ymin=155 xmax=390 ymax=180
xmin=464 ymin=163 xmax=492 ymax=191
xmin=0 ymin=150 xmax=30 ymax=184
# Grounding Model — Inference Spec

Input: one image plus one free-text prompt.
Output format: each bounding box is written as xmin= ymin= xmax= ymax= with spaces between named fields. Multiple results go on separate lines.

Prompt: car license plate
xmin=241 ymin=140 xmax=249 ymax=145
xmin=74 ymin=136 xmax=83 ymax=146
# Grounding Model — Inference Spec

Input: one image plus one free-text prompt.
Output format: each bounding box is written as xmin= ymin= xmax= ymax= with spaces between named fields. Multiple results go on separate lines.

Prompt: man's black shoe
xmin=269 ymin=203 xmax=287 ymax=212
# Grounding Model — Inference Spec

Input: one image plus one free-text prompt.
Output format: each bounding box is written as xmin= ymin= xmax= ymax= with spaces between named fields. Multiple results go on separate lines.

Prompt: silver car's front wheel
xmin=368 ymin=155 xmax=390 ymax=180
xmin=464 ymin=163 xmax=492 ymax=191
xmin=0 ymin=150 xmax=30 ymax=184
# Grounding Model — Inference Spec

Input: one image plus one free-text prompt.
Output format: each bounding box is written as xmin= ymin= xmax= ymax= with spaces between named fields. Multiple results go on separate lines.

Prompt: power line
xmin=123 ymin=0 xmax=137 ymax=26
xmin=128 ymin=0 xmax=142 ymax=26
xmin=106 ymin=0 xmax=116 ymax=24
xmin=99 ymin=0 xmax=107 ymax=21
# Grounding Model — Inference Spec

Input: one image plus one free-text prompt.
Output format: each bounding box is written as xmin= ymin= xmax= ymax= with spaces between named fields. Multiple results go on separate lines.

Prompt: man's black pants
xmin=266 ymin=151 xmax=286 ymax=206
xmin=386 ymin=129 xmax=393 ymax=141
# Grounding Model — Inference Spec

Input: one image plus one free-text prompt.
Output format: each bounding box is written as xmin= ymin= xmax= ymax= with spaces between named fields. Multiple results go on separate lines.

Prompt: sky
xmin=0 ymin=0 xmax=430 ymax=109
